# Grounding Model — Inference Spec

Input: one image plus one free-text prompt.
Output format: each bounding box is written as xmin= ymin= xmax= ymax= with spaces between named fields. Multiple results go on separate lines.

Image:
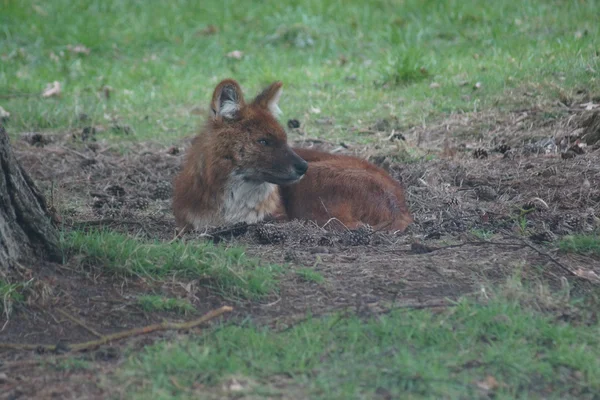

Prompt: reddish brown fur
xmin=280 ymin=148 xmax=413 ymax=231
xmin=173 ymin=79 xmax=412 ymax=232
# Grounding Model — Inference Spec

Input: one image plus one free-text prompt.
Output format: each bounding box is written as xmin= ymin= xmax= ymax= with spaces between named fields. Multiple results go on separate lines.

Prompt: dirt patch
xmin=2 ymin=109 xmax=600 ymax=399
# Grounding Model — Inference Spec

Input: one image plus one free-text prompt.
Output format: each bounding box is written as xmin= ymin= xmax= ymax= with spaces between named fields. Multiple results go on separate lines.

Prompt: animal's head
xmin=208 ymin=79 xmax=308 ymax=185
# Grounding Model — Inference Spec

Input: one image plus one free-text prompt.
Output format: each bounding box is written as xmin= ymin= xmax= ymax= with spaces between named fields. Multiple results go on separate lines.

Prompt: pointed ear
xmin=210 ymin=79 xmax=245 ymax=120
xmin=252 ymin=81 xmax=283 ymax=117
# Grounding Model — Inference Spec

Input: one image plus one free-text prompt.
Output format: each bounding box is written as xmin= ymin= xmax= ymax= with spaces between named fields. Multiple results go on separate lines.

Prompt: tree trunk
xmin=0 ymin=125 xmax=61 ymax=268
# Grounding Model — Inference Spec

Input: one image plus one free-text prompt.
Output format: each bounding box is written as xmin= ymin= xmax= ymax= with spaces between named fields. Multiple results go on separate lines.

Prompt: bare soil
xmin=2 ymin=107 xmax=600 ymax=399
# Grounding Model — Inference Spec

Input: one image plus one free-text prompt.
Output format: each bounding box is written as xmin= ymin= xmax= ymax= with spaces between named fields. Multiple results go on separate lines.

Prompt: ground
xmin=2 ymin=0 xmax=600 ymax=399
xmin=2 ymin=104 xmax=600 ymax=399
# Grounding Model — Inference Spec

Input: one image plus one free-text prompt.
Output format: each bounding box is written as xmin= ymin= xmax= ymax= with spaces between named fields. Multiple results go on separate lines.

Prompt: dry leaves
xmin=0 ymin=106 xmax=10 ymax=120
xmin=198 ymin=25 xmax=218 ymax=36
xmin=67 ymin=44 xmax=90 ymax=55
xmin=226 ymin=50 xmax=243 ymax=60
xmin=42 ymin=81 xmax=61 ymax=98
xmin=573 ymin=268 xmax=600 ymax=283
xmin=475 ymin=375 xmax=502 ymax=392
xmin=581 ymin=102 xmax=599 ymax=111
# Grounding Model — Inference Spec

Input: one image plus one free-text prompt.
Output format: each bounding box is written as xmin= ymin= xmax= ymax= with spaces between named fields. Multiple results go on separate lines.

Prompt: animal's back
xmin=281 ymin=148 xmax=412 ymax=231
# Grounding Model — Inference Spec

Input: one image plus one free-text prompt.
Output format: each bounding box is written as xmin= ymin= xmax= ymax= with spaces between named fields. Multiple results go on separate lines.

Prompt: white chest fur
xmin=222 ymin=175 xmax=276 ymax=224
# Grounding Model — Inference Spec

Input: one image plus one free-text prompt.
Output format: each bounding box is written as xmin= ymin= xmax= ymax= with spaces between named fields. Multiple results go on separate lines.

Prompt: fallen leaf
xmin=169 ymin=376 xmax=184 ymax=390
xmin=101 ymin=85 xmax=113 ymax=100
xmin=32 ymin=4 xmax=48 ymax=16
xmin=222 ymin=377 xmax=252 ymax=392
xmin=67 ymin=44 xmax=90 ymax=55
xmin=198 ymin=24 xmax=218 ymax=36
xmin=441 ymin=138 xmax=457 ymax=158
xmin=581 ymin=102 xmax=599 ymax=110
xmin=310 ymin=106 xmax=321 ymax=114
xmin=0 ymin=106 xmax=10 ymax=120
xmin=42 ymin=81 xmax=61 ymax=98
xmin=573 ymin=268 xmax=600 ymax=283
xmin=476 ymin=375 xmax=500 ymax=391
xmin=226 ymin=50 xmax=243 ymax=59
xmin=429 ymin=82 xmax=441 ymax=89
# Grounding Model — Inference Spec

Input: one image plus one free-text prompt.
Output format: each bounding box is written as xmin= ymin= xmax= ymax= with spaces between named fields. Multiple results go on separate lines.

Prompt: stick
xmin=509 ymin=235 xmax=575 ymax=276
xmin=0 ymin=306 xmax=232 ymax=353
xmin=56 ymin=308 xmax=103 ymax=338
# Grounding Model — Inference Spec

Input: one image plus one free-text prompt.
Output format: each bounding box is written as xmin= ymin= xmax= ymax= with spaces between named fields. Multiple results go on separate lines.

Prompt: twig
xmin=0 ymin=305 xmax=232 ymax=352
xmin=61 ymin=146 xmax=94 ymax=161
xmin=168 ymin=225 xmax=189 ymax=243
xmin=56 ymin=308 xmax=102 ymax=338
xmin=384 ymin=240 xmax=526 ymax=254
xmin=508 ymin=235 xmax=575 ymax=276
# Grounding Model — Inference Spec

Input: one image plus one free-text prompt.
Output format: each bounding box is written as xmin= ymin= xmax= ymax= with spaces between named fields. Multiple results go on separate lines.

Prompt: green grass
xmin=62 ymin=230 xmax=284 ymax=300
xmin=295 ymin=267 xmax=325 ymax=284
xmin=137 ymin=295 xmax=195 ymax=315
xmin=2 ymin=0 xmax=599 ymax=145
xmin=117 ymin=283 xmax=600 ymax=399
xmin=559 ymin=234 xmax=600 ymax=256
xmin=0 ymin=279 xmax=27 ymax=317
xmin=470 ymin=228 xmax=494 ymax=241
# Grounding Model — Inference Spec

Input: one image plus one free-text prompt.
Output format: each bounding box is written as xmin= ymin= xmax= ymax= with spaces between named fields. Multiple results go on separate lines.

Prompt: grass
xmin=137 ymin=295 xmax=195 ymax=315
xmin=0 ymin=279 xmax=27 ymax=318
xmin=295 ymin=267 xmax=325 ymax=284
xmin=62 ymin=230 xmax=284 ymax=300
xmin=559 ymin=234 xmax=600 ymax=256
xmin=117 ymin=280 xmax=600 ymax=399
xmin=470 ymin=228 xmax=494 ymax=241
xmin=1 ymin=0 xmax=599 ymax=145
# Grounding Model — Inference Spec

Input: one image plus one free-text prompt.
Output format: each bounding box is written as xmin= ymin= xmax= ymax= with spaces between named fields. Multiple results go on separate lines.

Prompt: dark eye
xmin=258 ymin=138 xmax=270 ymax=146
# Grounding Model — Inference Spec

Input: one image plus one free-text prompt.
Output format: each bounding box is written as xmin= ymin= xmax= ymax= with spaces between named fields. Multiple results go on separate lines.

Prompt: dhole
xmin=173 ymin=79 xmax=412 ymax=232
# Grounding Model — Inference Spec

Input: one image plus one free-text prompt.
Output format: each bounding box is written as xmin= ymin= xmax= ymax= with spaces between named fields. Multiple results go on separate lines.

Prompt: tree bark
xmin=0 ymin=125 xmax=60 ymax=268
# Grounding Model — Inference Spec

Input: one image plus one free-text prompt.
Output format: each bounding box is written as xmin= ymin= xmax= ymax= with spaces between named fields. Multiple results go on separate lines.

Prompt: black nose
xmin=294 ymin=159 xmax=308 ymax=176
